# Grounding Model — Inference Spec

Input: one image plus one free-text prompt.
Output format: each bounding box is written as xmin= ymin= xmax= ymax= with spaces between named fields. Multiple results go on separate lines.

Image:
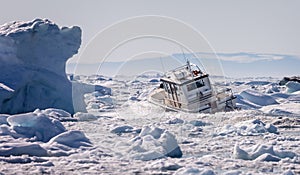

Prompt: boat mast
xmin=187 ymin=60 xmax=193 ymax=75
xmin=181 ymin=47 xmax=194 ymax=77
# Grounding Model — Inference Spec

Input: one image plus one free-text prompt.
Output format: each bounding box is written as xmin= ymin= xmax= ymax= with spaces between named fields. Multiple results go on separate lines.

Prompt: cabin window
xmin=196 ymin=80 xmax=205 ymax=88
xmin=187 ymin=83 xmax=197 ymax=91
xmin=187 ymin=80 xmax=205 ymax=91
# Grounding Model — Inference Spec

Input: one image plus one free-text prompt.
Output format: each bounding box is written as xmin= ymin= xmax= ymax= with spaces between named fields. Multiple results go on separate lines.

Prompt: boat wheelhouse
xmin=149 ymin=61 xmax=237 ymax=113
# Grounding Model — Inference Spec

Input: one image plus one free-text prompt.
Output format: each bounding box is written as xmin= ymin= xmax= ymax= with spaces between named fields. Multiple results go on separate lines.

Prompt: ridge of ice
xmin=239 ymin=89 xmax=278 ymax=107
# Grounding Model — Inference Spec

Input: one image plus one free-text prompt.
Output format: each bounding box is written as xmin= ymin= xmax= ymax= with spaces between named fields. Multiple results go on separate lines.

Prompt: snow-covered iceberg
xmin=7 ymin=111 xmax=66 ymax=142
xmin=285 ymin=81 xmax=300 ymax=93
xmin=218 ymin=119 xmax=278 ymax=136
xmin=72 ymin=82 xmax=112 ymax=112
xmin=233 ymin=144 xmax=297 ymax=162
xmin=115 ymin=125 xmax=182 ymax=161
xmin=0 ymin=19 xmax=81 ymax=114
xmin=238 ymin=89 xmax=278 ymax=108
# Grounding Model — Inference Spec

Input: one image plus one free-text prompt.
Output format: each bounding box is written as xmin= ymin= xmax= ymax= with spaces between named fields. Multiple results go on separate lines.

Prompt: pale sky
xmin=1 ymin=0 xmax=299 ymax=69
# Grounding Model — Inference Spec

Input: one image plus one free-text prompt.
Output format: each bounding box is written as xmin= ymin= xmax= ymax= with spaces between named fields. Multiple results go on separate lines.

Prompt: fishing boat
xmin=148 ymin=60 xmax=237 ymax=113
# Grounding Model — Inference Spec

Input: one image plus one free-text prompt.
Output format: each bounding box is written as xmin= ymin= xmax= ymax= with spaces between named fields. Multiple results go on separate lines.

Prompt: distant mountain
xmin=67 ymin=52 xmax=300 ymax=78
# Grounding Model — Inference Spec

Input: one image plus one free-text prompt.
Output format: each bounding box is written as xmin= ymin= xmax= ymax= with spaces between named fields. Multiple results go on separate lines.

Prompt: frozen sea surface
xmin=0 ymin=75 xmax=300 ymax=174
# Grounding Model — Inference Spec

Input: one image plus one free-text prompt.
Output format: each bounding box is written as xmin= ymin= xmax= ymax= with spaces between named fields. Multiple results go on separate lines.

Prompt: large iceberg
xmin=0 ymin=19 xmax=81 ymax=114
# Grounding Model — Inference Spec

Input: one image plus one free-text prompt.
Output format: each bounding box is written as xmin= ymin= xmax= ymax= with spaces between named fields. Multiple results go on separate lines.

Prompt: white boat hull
xmin=148 ymin=88 xmax=237 ymax=113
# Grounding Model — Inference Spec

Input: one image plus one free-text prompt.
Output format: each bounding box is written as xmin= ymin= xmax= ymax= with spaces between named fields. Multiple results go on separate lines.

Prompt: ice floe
xmin=0 ymin=108 xmax=91 ymax=157
xmin=110 ymin=125 xmax=134 ymax=134
xmin=239 ymin=89 xmax=278 ymax=107
xmin=286 ymin=81 xmax=300 ymax=93
xmin=115 ymin=125 xmax=182 ymax=161
xmin=218 ymin=119 xmax=278 ymax=136
xmin=73 ymin=112 xmax=97 ymax=121
xmin=174 ymin=167 xmax=215 ymax=175
xmin=233 ymin=144 xmax=297 ymax=162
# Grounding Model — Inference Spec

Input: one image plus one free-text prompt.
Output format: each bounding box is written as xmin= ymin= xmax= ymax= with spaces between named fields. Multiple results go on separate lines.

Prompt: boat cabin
xmin=150 ymin=61 xmax=236 ymax=113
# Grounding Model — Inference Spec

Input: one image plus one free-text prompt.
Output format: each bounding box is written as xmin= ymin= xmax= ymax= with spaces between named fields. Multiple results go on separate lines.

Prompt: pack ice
xmin=0 ymin=19 xmax=81 ymax=114
xmin=0 ymin=108 xmax=91 ymax=157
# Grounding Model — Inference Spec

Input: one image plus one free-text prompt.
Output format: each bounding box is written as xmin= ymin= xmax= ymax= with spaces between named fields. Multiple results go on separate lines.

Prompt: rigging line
xmin=180 ymin=47 xmax=188 ymax=63
xmin=160 ymin=56 xmax=166 ymax=73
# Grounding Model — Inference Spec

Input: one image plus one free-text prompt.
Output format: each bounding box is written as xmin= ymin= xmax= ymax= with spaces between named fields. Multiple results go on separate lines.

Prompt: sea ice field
xmin=1 ymin=74 xmax=300 ymax=175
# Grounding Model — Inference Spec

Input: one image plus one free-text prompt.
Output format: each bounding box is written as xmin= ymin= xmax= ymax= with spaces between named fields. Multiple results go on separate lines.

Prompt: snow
xmin=41 ymin=108 xmax=71 ymax=118
xmin=48 ymin=130 xmax=92 ymax=148
xmin=72 ymin=82 xmax=112 ymax=113
xmin=0 ymin=143 xmax=48 ymax=157
xmin=110 ymin=125 xmax=134 ymax=134
xmin=7 ymin=112 xmax=66 ymax=142
xmin=38 ymin=108 xmax=75 ymax=122
xmin=260 ymin=103 xmax=300 ymax=116
xmin=0 ymin=19 xmax=81 ymax=114
xmin=174 ymin=167 xmax=215 ymax=175
xmin=73 ymin=112 xmax=97 ymax=121
xmin=265 ymin=83 xmax=280 ymax=94
xmin=165 ymin=117 xmax=184 ymax=124
xmin=245 ymin=81 xmax=271 ymax=86
xmin=189 ymin=120 xmax=210 ymax=126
